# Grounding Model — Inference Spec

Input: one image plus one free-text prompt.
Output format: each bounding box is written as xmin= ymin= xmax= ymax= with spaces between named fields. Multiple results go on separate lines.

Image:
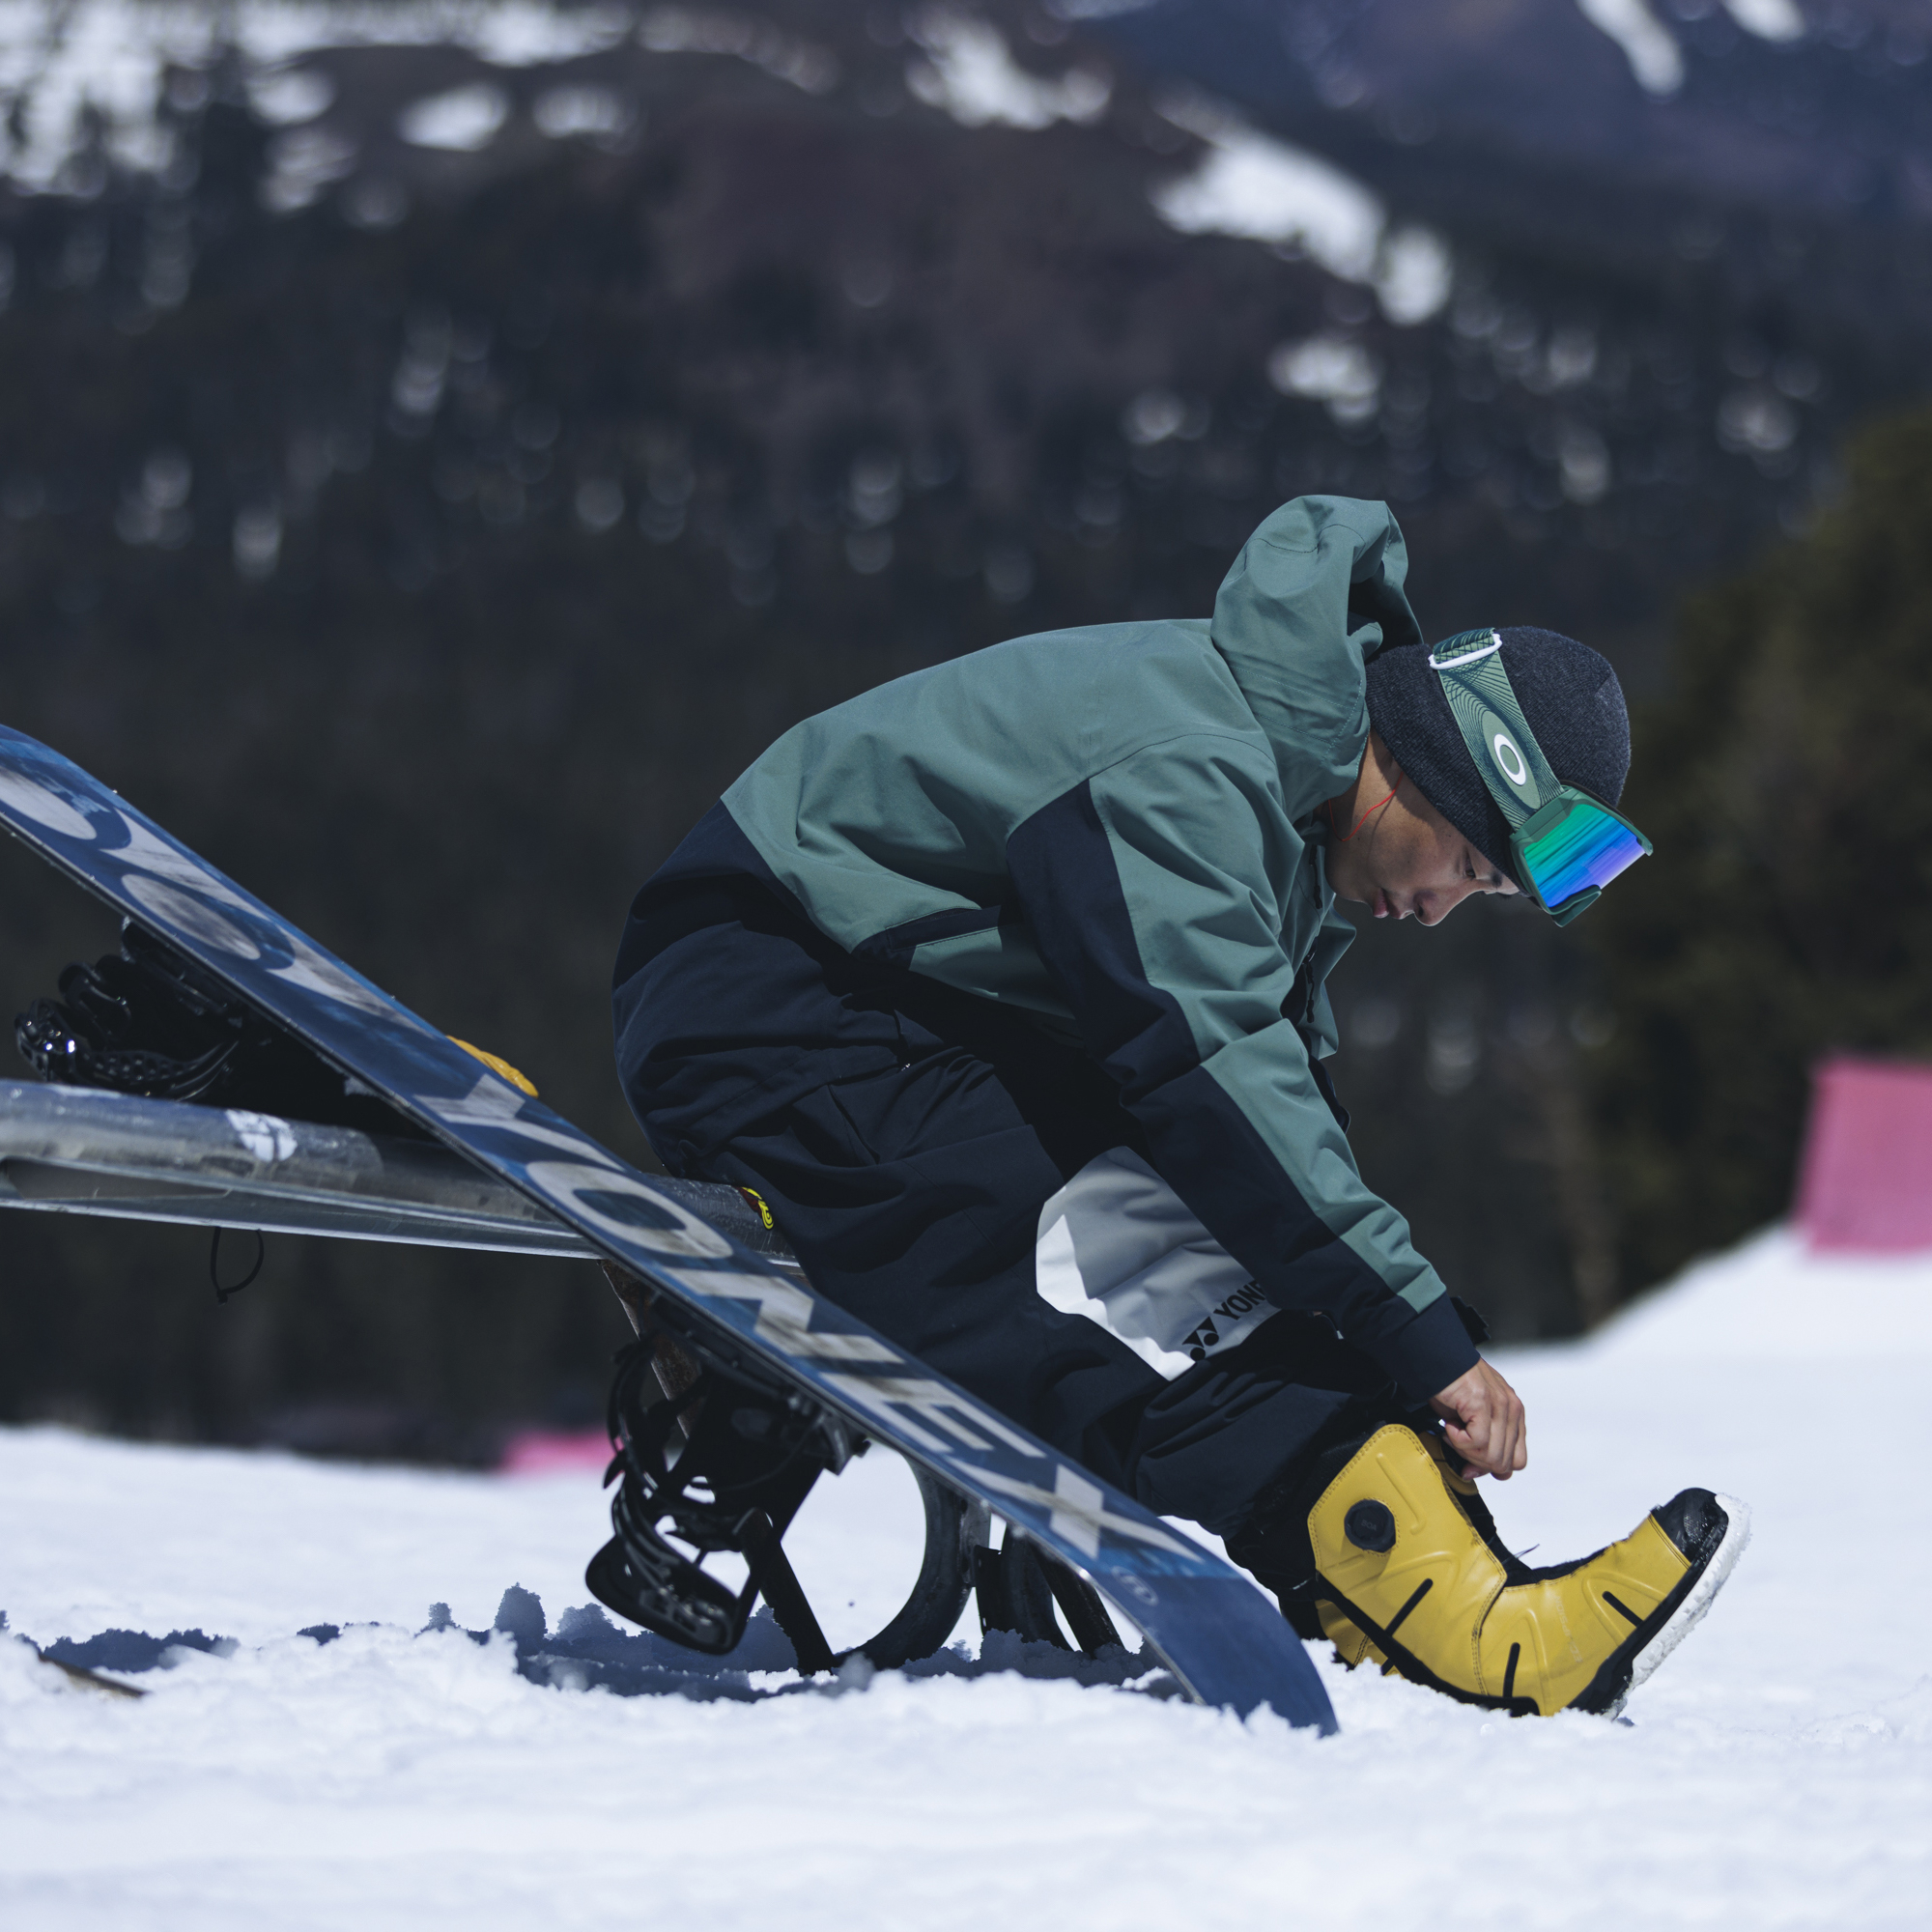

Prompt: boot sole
xmin=1607 ymin=1492 xmax=1752 ymax=1718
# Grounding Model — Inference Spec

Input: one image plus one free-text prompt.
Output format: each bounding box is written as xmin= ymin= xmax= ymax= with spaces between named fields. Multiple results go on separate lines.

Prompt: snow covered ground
xmin=4 ymin=1227 xmax=1929 ymax=1931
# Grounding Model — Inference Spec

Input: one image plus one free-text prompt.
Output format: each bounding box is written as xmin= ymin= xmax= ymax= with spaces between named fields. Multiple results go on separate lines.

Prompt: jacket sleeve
xmin=1007 ymin=734 xmax=1478 ymax=1403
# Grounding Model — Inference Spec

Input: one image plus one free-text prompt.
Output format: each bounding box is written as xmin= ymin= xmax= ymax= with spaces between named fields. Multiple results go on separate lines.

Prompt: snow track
xmin=4 ymin=1228 xmax=1930 ymax=1930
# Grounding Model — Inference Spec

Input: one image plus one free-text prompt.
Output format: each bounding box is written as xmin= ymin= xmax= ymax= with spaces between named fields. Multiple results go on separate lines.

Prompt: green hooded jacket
xmin=720 ymin=496 xmax=1478 ymax=1400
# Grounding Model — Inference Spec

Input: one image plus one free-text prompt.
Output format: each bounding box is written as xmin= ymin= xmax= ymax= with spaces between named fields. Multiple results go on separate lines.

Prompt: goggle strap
xmin=1427 ymin=630 xmax=1563 ymax=832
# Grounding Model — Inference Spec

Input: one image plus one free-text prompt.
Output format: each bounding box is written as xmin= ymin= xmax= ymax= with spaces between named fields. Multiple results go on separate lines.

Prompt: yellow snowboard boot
xmin=1306 ymin=1425 xmax=1749 ymax=1717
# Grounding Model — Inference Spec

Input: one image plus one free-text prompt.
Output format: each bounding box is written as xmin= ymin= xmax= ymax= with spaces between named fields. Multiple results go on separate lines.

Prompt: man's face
xmin=1326 ymin=776 xmax=1519 ymax=925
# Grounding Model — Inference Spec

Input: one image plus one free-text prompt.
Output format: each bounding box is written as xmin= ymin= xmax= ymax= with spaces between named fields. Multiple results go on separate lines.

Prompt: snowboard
xmin=0 ymin=724 xmax=1337 ymax=1730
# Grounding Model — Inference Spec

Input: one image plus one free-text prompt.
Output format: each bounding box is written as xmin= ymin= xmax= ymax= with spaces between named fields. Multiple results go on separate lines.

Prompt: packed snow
xmin=4 ymin=1225 xmax=1930 ymax=1930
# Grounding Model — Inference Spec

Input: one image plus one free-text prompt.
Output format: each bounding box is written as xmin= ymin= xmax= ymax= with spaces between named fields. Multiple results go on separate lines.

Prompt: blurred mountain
xmin=1101 ymin=0 xmax=1931 ymax=215
xmin=0 ymin=2 xmax=1915 ymax=681
xmin=1095 ymin=1 xmax=1932 ymax=442
xmin=0 ymin=0 xmax=1925 ymax=1446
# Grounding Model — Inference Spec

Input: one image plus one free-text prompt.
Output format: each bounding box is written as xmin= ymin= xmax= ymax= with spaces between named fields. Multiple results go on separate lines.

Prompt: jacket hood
xmin=1208 ymin=497 xmax=1424 ymax=822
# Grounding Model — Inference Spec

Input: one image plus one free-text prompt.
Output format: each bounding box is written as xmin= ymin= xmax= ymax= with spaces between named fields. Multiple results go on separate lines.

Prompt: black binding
xmin=584 ymin=1314 xmax=860 ymax=1661
xmin=974 ymin=1526 xmax=1122 ymax=1656
xmin=15 ymin=921 xmax=422 ymax=1138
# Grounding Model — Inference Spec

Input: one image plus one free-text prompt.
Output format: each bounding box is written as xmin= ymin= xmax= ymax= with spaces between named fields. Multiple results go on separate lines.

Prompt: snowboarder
xmin=612 ymin=495 xmax=1747 ymax=1716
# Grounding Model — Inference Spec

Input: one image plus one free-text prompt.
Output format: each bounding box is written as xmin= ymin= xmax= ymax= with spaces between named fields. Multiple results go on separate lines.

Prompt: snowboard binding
xmin=588 ymin=1266 xmax=1121 ymax=1672
xmin=15 ymin=921 xmax=422 ymax=1139
xmin=585 ymin=1285 xmax=861 ymax=1662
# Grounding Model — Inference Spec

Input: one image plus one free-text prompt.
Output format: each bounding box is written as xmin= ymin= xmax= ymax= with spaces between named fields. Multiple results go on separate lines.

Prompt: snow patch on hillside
xmin=905 ymin=11 xmax=1109 ymax=130
xmin=1576 ymin=0 xmax=1806 ymax=99
xmin=1577 ymin=0 xmax=1686 ymax=95
xmin=1151 ymin=95 xmax=1451 ymax=325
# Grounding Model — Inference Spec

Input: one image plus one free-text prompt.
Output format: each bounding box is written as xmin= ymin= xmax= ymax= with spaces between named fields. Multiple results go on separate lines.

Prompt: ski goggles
xmin=1427 ymin=630 xmax=1651 ymax=926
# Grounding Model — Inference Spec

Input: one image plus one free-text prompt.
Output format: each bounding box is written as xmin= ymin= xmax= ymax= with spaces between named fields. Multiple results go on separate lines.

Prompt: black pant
xmin=613 ymin=826 xmax=1413 ymax=1535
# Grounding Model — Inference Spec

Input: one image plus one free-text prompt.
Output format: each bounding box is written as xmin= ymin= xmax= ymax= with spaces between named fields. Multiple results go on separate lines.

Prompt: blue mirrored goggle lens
xmin=1519 ymin=801 xmax=1648 ymax=910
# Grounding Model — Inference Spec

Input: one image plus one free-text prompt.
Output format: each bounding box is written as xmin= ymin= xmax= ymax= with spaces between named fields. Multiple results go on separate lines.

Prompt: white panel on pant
xmin=1034 ymin=1147 xmax=1279 ymax=1381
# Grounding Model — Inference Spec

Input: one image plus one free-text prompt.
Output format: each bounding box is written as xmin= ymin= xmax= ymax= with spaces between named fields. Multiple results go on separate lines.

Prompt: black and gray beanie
xmin=1363 ymin=626 xmax=1631 ymax=884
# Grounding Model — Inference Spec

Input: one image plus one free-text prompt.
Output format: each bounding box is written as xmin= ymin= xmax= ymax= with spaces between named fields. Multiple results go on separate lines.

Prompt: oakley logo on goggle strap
xmin=1482 ymin=711 xmax=1537 ymax=802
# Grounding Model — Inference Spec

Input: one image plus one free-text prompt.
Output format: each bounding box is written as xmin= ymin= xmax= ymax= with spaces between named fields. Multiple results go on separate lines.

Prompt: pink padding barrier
xmin=497 ymin=1428 xmax=611 ymax=1477
xmin=1796 ymin=1055 xmax=1932 ymax=1253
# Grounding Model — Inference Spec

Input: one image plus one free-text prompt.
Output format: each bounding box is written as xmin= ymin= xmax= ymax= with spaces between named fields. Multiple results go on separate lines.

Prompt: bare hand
xmin=1430 ymin=1358 xmax=1527 ymax=1481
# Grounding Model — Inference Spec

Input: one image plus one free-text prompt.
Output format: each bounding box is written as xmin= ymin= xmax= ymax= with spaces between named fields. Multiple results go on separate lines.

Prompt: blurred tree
xmin=1589 ymin=408 xmax=1932 ymax=1291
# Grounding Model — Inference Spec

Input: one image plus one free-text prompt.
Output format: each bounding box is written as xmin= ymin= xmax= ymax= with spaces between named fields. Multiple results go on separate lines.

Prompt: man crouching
xmin=611 ymin=495 xmax=1747 ymax=1716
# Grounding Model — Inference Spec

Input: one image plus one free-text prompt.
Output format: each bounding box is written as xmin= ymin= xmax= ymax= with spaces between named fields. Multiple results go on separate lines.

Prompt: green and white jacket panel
xmin=722 ymin=497 xmax=1479 ymax=1400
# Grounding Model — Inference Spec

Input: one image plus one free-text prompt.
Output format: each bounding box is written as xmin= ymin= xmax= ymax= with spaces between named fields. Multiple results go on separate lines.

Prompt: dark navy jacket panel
xmin=1008 ymin=780 xmax=1475 ymax=1400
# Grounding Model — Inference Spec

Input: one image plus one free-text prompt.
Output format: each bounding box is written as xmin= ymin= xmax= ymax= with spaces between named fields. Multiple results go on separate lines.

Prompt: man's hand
xmin=1431 ymin=1358 xmax=1527 ymax=1480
